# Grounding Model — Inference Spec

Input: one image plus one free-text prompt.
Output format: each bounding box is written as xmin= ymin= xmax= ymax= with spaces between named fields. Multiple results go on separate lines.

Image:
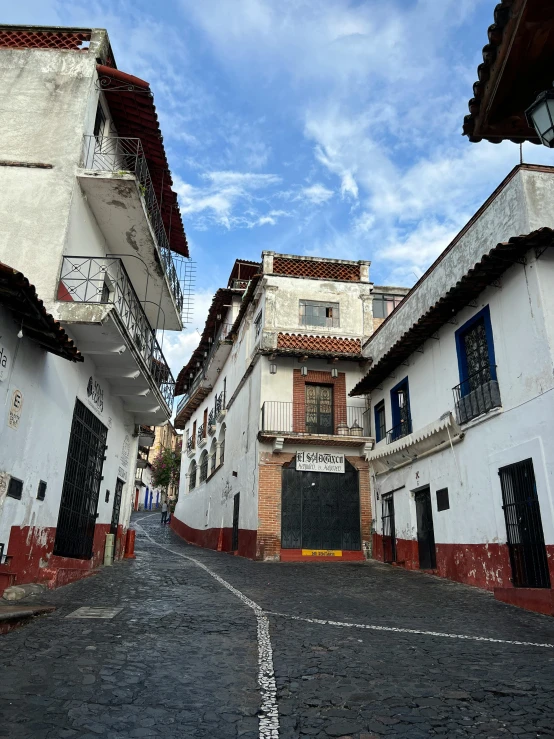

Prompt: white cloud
xmin=300 ymin=183 xmax=334 ymax=204
xmin=175 ymin=171 xmax=282 ymax=229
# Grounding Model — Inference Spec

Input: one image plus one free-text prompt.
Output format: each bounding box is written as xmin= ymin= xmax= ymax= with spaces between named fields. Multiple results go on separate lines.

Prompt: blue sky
xmin=3 ymin=0 xmax=554 ymax=377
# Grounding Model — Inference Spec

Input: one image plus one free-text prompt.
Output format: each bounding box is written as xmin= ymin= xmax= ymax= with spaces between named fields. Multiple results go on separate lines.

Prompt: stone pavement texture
xmin=0 ymin=512 xmax=553 ymax=739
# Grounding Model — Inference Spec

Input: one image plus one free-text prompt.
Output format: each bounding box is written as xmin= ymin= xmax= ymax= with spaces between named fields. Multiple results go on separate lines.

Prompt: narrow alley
xmin=1 ymin=513 xmax=554 ymax=739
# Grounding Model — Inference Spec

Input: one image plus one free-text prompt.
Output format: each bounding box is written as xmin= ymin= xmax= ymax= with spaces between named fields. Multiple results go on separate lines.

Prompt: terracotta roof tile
xmin=277 ymin=333 xmax=362 ymax=356
xmin=0 ymin=262 xmax=83 ymax=362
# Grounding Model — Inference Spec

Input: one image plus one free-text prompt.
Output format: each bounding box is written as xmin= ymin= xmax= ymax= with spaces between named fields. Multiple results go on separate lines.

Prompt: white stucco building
xmin=354 ymin=164 xmax=554 ymax=616
xmin=173 ymin=253 xmax=408 ymax=561
xmin=0 ymin=25 xmax=190 ymax=593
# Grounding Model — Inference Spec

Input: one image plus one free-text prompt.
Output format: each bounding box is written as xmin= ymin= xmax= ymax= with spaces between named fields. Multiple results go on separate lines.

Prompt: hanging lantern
xmin=525 ymin=88 xmax=554 ymax=147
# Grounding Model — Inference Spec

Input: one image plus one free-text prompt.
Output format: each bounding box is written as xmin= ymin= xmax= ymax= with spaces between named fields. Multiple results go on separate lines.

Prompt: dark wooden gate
xmin=54 ymin=400 xmax=108 ymax=560
xmin=281 ymin=458 xmax=361 ymax=550
xmin=415 ymin=488 xmax=436 ymax=569
xmin=232 ymin=493 xmax=240 ymax=552
xmin=499 ymin=459 xmax=550 ymax=588
xmin=110 ymin=478 xmax=124 ymax=536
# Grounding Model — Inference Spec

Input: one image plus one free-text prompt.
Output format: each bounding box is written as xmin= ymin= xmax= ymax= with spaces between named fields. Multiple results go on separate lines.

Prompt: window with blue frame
xmin=453 ymin=306 xmax=501 ymax=423
xmin=389 ymin=377 xmax=411 ymax=442
xmin=374 ymin=401 xmax=386 ymax=443
xmin=455 ymin=306 xmax=497 ymax=393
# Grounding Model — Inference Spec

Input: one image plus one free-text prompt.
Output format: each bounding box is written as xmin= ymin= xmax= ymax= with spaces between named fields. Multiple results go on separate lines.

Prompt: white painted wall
xmin=0 ymin=310 xmax=138 ymax=551
xmin=370 ymin=251 xmax=554 ymax=550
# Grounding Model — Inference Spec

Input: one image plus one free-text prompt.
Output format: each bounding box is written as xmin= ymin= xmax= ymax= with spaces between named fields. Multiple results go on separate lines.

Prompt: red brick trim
xmin=292 ymin=369 xmax=347 ymax=434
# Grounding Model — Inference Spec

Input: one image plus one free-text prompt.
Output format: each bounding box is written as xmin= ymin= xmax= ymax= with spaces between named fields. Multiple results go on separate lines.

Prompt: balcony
xmin=259 ymin=402 xmax=373 ymax=449
xmin=57 ymin=256 xmax=175 ymax=424
xmin=453 ymin=366 xmax=501 ymax=425
xmin=138 ymin=426 xmax=155 ymax=447
xmin=174 ymin=325 xmax=232 ymax=428
xmin=386 ymin=417 xmax=413 ymax=444
xmin=77 ymin=135 xmax=184 ymax=330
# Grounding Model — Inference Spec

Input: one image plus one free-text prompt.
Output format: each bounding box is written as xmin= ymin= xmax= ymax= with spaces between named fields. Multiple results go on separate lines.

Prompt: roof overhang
xmin=96 ymin=65 xmax=188 ymax=257
xmin=463 ymin=0 xmax=554 ymax=143
xmin=352 ymin=227 xmax=554 ymax=396
xmin=0 ymin=262 xmax=82 ymax=362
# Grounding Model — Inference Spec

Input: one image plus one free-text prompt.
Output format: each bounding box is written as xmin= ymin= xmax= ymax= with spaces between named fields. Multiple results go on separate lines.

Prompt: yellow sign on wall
xmin=301 ymin=549 xmax=343 ymax=557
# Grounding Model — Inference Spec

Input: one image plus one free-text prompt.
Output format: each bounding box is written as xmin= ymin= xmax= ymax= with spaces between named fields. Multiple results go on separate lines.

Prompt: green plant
xmin=150 ymin=440 xmax=182 ymax=492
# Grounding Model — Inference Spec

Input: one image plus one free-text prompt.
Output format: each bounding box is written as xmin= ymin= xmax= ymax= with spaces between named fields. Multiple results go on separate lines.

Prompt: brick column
xmin=257 ymin=452 xmax=294 ymax=561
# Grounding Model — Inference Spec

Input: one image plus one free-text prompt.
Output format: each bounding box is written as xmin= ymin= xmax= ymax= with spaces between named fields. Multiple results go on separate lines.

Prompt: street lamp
xmin=525 ymin=88 xmax=554 ymax=147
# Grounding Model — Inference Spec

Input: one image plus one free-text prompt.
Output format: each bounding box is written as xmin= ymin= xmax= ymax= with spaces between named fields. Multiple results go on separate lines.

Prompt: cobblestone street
xmin=1 ymin=512 xmax=554 ymax=739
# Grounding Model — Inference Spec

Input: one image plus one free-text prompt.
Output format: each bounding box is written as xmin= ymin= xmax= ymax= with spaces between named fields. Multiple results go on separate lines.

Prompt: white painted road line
xmin=266 ymin=610 xmax=554 ymax=649
xmin=133 ymin=522 xmax=280 ymax=739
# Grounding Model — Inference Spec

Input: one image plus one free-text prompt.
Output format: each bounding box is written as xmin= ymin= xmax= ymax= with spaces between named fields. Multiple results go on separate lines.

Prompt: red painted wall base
xmin=170 ymin=515 xmax=257 ymax=559
xmin=494 ymin=587 xmax=554 ymax=616
xmin=280 ymin=549 xmax=365 ymax=562
xmin=0 ymin=523 xmax=126 ymax=597
xmin=373 ymin=534 xmax=554 ymax=616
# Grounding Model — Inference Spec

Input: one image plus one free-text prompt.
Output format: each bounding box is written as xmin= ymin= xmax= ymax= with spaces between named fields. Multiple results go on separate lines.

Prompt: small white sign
xmin=296 ymin=451 xmax=345 ymax=474
xmin=0 ymin=343 xmax=10 ymax=382
xmin=8 ymin=389 xmax=23 ymax=430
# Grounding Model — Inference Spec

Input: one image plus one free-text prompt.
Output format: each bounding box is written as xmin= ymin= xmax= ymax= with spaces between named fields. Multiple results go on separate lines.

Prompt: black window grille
xmin=189 ymin=462 xmax=197 ymax=491
xmin=220 ymin=439 xmax=225 ymax=465
xmin=37 ymin=480 xmax=47 ymax=501
xmin=210 ymin=447 xmax=217 ymax=474
xmin=299 ymin=300 xmax=340 ymax=328
xmin=199 ymin=453 xmax=208 ymax=483
xmin=53 ymin=399 xmax=108 ymax=560
xmin=7 ymin=477 xmax=23 ymax=500
xmin=110 ymin=478 xmax=124 ymax=536
xmin=499 ymin=458 xmax=550 ymax=588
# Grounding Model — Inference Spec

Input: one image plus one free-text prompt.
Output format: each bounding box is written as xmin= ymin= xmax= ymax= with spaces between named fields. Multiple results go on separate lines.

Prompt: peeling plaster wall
xmin=0 ymin=310 xmax=137 ymax=555
xmin=0 ymin=46 xmax=99 ymax=305
xmin=262 ymin=274 xmax=372 ymax=339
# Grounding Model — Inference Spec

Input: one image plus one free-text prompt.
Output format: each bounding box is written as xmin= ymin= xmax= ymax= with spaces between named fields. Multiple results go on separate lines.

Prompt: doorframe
xmin=413 ymin=485 xmax=437 ymax=570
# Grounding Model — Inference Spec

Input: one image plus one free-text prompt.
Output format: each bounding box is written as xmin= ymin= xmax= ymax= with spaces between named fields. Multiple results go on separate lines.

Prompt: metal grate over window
xmin=299 ymin=300 xmax=340 ymax=328
xmin=7 ymin=477 xmax=23 ymax=500
xmin=53 ymin=400 xmax=108 ymax=560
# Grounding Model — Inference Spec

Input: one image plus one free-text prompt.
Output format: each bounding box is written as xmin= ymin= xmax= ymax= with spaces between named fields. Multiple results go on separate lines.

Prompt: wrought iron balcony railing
xmin=453 ymin=365 xmax=501 ymax=424
xmin=82 ymin=135 xmax=184 ymax=317
xmin=175 ymin=326 xmax=232 ymax=417
xmin=59 ymin=256 xmax=175 ymax=409
xmin=386 ymin=417 xmax=413 ymax=444
xmin=215 ymin=390 xmax=226 ymax=418
xmin=186 ymin=435 xmax=195 ymax=454
xmin=260 ymin=402 xmax=371 ymax=437
xmin=197 ymin=423 xmax=205 ymax=445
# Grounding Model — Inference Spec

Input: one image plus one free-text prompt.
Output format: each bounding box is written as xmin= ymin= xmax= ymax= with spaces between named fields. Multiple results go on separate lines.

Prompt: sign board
xmin=87 ymin=376 xmax=104 ymax=413
xmin=296 ymin=451 xmax=345 ymax=474
xmin=8 ymin=389 xmax=23 ymax=429
xmin=302 ymin=549 xmax=343 ymax=557
xmin=0 ymin=343 xmax=10 ymax=382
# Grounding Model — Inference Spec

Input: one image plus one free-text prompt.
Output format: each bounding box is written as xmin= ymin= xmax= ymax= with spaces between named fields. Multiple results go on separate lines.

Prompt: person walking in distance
xmin=161 ymin=498 xmax=169 ymax=525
